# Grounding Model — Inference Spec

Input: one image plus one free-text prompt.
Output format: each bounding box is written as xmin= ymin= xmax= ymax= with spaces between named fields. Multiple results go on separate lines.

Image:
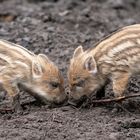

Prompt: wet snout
xmin=65 ymin=87 xmax=87 ymax=106
xmin=68 ymin=95 xmax=87 ymax=106
xmin=53 ymin=94 xmax=68 ymax=105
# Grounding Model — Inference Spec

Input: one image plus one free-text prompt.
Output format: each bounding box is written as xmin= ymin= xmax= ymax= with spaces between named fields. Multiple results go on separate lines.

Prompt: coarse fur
xmin=0 ymin=39 xmax=66 ymax=109
xmin=68 ymin=24 xmax=140 ymax=104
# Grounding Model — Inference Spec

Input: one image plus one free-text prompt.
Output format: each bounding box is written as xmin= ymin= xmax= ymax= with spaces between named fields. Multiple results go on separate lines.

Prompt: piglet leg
xmin=2 ymin=81 xmax=22 ymax=113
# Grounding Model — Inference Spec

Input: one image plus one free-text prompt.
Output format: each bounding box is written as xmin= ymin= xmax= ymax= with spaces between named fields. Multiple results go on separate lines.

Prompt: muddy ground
xmin=0 ymin=0 xmax=140 ymax=139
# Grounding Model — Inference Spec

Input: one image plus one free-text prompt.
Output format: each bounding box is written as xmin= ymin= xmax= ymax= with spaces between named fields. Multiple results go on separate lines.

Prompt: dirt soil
xmin=0 ymin=0 xmax=140 ymax=140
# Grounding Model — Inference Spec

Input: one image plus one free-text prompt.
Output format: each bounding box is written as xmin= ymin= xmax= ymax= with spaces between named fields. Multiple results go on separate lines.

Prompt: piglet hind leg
xmin=2 ymin=81 xmax=22 ymax=113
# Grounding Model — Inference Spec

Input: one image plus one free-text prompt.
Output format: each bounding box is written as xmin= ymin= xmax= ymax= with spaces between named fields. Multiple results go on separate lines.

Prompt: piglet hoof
xmin=111 ymin=103 xmax=123 ymax=114
xmin=12 ymin=95 xmax=23 ymax=114
xmin=14 ymin=106 xmax=23 ymax=114
xmin=12 ymin=101 xmax=23 ymax=114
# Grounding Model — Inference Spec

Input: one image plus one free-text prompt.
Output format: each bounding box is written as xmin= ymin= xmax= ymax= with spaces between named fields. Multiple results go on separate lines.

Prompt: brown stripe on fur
xmin=0 ymin=40 xmax=35 ymax=61
xmin=87 ymin=25 xmax=140 ymax=53
xmin=111 ymin=68 xmax=130 ymax=73
xmin=0 ymin=46 xmax=29 ymax=60
xmin=94 ymin=35 xmax=140 ymax=61
xmin=115 ymin=46 xmax=140 ymax=60
xmin=0 ymin=39 xmax=34 ymax=56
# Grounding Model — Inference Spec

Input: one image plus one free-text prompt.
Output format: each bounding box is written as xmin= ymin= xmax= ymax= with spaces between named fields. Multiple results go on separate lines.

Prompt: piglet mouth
xmin=68 ymin=90 xmax=99 ymax=107
xmin=53 ymin=96 xmax=68 ymax=106
xmin=68 ymin=95 xmax=88 ymax=107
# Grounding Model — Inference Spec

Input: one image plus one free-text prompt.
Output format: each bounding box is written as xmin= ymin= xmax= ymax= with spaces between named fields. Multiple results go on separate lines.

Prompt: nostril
xmin=65 ymin=87 xmax=70 ymax=95
xmin=66 ymin=91 xmax=70 ymax=95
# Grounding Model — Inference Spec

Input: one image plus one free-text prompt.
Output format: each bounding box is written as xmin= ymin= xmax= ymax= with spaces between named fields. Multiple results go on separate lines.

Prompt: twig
xmin=92 ymin=93 xmax=140 ymax=104
xmin=0 ymin=107 xmax=14 ymax=114
xmin=91 ymin=93 xmax=140 ymax=118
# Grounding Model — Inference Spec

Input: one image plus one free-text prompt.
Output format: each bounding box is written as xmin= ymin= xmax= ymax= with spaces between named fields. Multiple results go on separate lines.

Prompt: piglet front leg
xmin=2 ymin=81 xmax=22 ymax=113
xmin=111 ymin=72 xmax=130 ymax=112
xmin=112 ymin=72 xmax=130 ymax=98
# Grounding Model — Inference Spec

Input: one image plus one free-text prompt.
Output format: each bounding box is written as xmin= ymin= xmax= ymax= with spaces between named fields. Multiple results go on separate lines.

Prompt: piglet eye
xmin=76 ymin=80 xmax=85 ymax=87
xmin=50 ymin=82 xmax=59 ymax=88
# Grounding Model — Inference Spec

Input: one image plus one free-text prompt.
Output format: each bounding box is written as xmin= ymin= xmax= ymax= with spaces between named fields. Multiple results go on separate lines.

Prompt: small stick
xmin=0 ymin=108 xmax=13 ymax=111
xmin=0 ymin=107 xmax=14 ymax=114
xmin=92 ymin=93 xmax=140 ymax=103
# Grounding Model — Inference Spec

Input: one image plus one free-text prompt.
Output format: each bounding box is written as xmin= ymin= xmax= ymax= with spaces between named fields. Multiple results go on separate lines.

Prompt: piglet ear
xmin=84 ymin=56 xmax=97 ymax=74
xmin=73 ymin=45 xmax=84 ymax=58
xmin=32 ymin=61 xmax=43 ymax=78
xmin=37 ymin=54 xmax=51 ymax=64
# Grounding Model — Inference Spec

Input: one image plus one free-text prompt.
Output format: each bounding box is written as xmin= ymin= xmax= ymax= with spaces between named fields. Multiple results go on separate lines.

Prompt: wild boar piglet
xmin=68 ymin=24 xmax=140 ymax=105
xmin=0 ymin=39 xmax=66 ymax=110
